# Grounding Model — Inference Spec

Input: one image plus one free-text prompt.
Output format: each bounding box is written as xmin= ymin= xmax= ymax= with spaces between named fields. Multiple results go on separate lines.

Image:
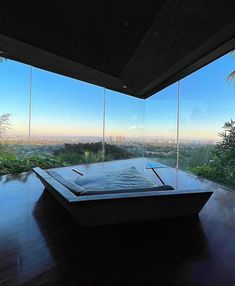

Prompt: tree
xmin=218 ymin=119 xmax=235 ymax=150
xmin=0 ymin=113 xmax=11 ymax=138
xmin=192 ymin=119 xmax=235 ymax=187
xmin=227 ymin=51 xmax=235 ymax=82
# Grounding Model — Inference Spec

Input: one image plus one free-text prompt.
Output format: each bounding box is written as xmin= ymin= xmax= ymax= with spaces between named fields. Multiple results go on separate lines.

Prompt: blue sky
xmin=0 ymin=53 xmax=234 ymax=140
xmin=146 ymin=53 xmax=235 ymax=140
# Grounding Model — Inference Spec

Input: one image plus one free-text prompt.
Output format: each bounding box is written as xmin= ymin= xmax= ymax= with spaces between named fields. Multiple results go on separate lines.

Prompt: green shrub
xmin=54 ymin=142 xmax=133 ymax=164
xmin=190 ymin=120 xmax=235 ymax=188
xmin=0 ymin=152 xmax=68 ymax=175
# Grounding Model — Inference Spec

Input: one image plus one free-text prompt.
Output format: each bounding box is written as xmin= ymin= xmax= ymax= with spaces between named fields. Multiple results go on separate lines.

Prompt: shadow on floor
xmin=30 ymin=190 xmax=209 ymax=286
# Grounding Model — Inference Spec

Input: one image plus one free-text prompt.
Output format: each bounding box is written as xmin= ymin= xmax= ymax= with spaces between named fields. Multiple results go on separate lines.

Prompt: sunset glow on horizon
xmin=0 ymin=52 xmax=234 ymax=142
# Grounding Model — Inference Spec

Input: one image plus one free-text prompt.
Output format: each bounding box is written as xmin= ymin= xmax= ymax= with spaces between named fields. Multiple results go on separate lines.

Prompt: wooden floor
xmin=0 ymin=159 xmax=235 ymax=286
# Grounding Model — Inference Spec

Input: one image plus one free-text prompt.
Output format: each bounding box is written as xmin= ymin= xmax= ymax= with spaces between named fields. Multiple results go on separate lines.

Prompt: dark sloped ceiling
xmin=0 ymin=0 xmax=234 ymax=98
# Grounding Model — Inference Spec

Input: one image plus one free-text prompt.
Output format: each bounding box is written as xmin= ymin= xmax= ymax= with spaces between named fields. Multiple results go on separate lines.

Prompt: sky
xmin=0 ymin=52 xmax=234 ymax=141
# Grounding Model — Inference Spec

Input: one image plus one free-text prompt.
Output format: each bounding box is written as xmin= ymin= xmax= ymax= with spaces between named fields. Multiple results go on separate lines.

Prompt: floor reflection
xmin=0 ymin=171 xmax=30 ymax=184
xmin=31 ymin=190 xmax=209 ymax=285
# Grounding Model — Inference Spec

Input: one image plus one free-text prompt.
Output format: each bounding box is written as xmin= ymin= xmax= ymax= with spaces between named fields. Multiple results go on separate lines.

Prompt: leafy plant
xmin=0 ymin=152 xmax=68 ymax=175
xmin=0 ymin=142 xmax=134 ymax=175
xmin=191 ymin=120 xmax=235 ymax=187
xmin=227 ymin=50 xmax=235 ymax=83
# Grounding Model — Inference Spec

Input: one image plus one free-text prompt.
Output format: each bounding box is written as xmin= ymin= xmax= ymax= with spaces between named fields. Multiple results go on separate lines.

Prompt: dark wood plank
xmin=0 ymin=158 xmax=235 ymax=285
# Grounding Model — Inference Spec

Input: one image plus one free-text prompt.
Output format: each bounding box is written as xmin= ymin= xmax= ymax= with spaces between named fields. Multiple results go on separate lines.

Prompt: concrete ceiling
xmin=0 ymin=0 xmax=235 ymax=98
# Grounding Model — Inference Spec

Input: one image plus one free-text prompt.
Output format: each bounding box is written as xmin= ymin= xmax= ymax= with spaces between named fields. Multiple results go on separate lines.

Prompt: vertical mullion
xmin=102 ymin=88 xmax=106 ymax=161
xmin=176 ymin=80 xmax=180 ymax=169
xmin=28 ymin=66 xmax=32 ymax=143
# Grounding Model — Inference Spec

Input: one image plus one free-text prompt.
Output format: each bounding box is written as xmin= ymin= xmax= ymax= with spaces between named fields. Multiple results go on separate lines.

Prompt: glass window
xmin=179 ymin=52 xmax=235 ymax=187
xmin=31 ymin=67 xmax=104 ymax=166
xmin=105 ymin=90 xmax=145 ymax=161
xmin=145 ymin=83 xmax=177 ymax=167
xmin=0 ymin=59 xmax=31 ymax=174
